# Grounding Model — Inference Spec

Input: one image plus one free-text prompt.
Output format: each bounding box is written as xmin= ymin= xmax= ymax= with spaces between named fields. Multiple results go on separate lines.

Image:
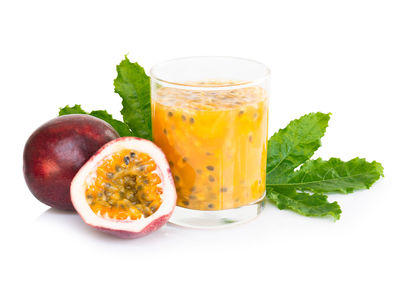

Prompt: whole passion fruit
xmin=70 ymin=137 xmax=176 ymax=238
xmin=23 ymin=114 xmax=119 ymax=210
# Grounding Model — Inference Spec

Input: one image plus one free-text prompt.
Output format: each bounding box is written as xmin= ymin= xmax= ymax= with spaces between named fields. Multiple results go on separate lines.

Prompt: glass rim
xmin=150 ymin=56 xmax=270 ymax=91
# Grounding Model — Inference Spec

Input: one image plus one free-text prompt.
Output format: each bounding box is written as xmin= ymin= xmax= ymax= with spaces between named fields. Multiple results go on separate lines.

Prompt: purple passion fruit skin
xmin=23 ymin=114 xmax=119 ymax=210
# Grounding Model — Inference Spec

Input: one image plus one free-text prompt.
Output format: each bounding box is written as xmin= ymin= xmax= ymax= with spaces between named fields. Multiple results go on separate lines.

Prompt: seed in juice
xmin=163 ymin=129 xmax=167 ymax=135
xmin=208 ymin=203 xmax=214 ymax=209
xmin=130 ymin=152 xmax=136 ymax=158
xmin=206 ymin=165 xmax=214 ymax=171
xmin=115 ymin=165 xmax=122 ymax=172
xmin=174 ymin=175 xmax=180 ymax=182
xmin=124 ymin=156 xmax=130 ymax=165
xmin=168 ymin=161 xmax=174 ymax=168
xmin=106 ymin=172 xmax=114 ymax=179
xmin=168 ymin=112 xmax=173 ymax=117
xmin=153 ymin=81 xmax=268 ymax=211
xmin=182 ymin=200 xmax=189 ymax=206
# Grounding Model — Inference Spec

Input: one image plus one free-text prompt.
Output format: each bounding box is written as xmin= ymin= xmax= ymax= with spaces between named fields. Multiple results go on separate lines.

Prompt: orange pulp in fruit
xmin=152 ymin=81 xmax=268 ymax=211
xmin=85 ymin=149 xmax=163 ymax=220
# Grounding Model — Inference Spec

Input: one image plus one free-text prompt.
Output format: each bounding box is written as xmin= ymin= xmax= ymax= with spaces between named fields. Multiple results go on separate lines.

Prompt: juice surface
xmin=152 ymin=81 xmax=268 ymax=210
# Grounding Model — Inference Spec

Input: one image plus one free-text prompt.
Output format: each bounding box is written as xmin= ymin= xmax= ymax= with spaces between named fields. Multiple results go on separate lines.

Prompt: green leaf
xmin=58 ymin=105 xmax=133 ymax=137
xmin=114 ymin=56 xmax=152 ymax=140
xmin=266 ymin=112 xmax=331 ymax=183
xmin=59 ymin=104 xmax=87 ymax=115
xmin=89 ymin=110 xmax=133 ymax=137
xmin=266 ymin=186 xmax=341 ymax=220
xmin=270 ymin=157 xmax=384 ymax=194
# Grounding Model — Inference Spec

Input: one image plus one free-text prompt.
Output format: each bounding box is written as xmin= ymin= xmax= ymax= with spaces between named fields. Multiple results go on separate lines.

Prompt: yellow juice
xmin=152 ymin=81 xmax=268 ymax=210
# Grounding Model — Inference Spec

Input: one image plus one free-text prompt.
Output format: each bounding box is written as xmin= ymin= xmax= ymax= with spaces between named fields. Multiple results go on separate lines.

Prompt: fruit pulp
xmin=152 ymin=81 xmax=268 ymax=211
xmin=85 ymin=149 xmax=163 ymax=220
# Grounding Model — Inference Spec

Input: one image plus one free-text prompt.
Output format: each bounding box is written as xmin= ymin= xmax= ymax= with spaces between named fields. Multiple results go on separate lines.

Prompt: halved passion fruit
xmin=71 ymin=137 xmax=176 ymax=238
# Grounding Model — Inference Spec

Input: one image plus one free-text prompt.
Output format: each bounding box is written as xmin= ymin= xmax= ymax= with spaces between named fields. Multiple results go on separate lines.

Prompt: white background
xmin=1 ymin=1 xmax=399 ymax=280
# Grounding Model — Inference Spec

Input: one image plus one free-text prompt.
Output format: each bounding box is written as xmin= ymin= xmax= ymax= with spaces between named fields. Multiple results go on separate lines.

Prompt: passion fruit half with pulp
xmin=71 ymin=137 xmax=176 ymax=238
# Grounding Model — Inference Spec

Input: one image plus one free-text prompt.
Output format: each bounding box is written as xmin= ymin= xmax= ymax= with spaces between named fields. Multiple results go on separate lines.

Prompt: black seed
xmin=196 ymin=169 xmax=202 ymax=175
xmin=206 ymin=152 xmax=213 ymax=156
xmin=208 ymin=203 xmax=214 ymax=209
xmin=181 ymin=115 xmax=186 ymax=121
xmin=221 ymin=187 xmax=228 ymax=192
xmin=206 ymin=165 xmax=214 ymax=171
xmin=124 ymin=156 xmax=130 ymax=165
xmin=86 ymin=194 xmax=93 ymax=199
xmin=168 ymin=161 xmax=174 ymax=168
xmin=163 ymin=129 xmax=167 ymax=135
xmin=143 ymin=179 xmax=149 ymax=185
xmin=182 ymin=200 xmax=189 ymax=206
xmin=191 ymin=186 xmax=197 ymax=192
xmin=98 ymin=192 xmax=103 ymax=198
xmin=115 ymin=165 xmax=122 ymax=172
xmin=182 ymin=157 xmax=188 ymax=163
xmin=106 ymin=172 xmax=114 ymax=179
xmin=130 ymin=152 xmax=136 ymax=158
xmin=150 ymin=206 xmax=157 ymax=213
xmin=208 ymin=175 xmax=215 ymax=182
xmin=238 ymin=110 xmax=244 ymax=116
xmin=138 ymin=165 xmax=145 ymax=172
xmin=174 ymin=175 xmax=180 ymax=182
xmin=104 ymin=182 xmax=111 ymax=188
xmin=168 ymin=111 xmax=173 ymax=117
xmin=189 ymin=195 xmax=197 ymax=200
xmin=189 ymin=117 xmax=195 ymax=124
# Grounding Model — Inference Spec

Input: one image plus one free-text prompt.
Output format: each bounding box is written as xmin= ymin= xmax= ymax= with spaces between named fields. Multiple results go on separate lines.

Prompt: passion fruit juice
xmin=152 ymin=81 xmax=268 ymax=211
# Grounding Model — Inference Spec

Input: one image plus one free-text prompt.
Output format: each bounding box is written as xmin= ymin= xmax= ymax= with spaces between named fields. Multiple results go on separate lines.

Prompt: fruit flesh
xmin=152 ymin=81 xmax=269 ymax=210
xmin=85 ymin=149 xmax=163 ymax=220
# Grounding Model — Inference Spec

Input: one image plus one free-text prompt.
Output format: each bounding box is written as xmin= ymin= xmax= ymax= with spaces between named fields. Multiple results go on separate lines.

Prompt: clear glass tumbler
xmin=150 ymin=56 xmax=270 ymax=228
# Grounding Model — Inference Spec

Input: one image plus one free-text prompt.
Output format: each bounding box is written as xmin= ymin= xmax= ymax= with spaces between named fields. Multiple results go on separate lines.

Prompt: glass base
xmin=168 ymin=198 xmax=265 ymax=229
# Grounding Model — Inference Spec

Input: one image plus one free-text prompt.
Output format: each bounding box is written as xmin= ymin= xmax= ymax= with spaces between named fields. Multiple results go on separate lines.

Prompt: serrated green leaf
xmin=58 ymin=105 xmax=133 ymax=137
xmin=89 ymin=110 xmax=133 ymax=137
xmin=270 ymin=157 xmax=384 ymax=194
xmin=266 ymin=112 xmax=331 ymax=183
xmin=266 ymin=186 xmax=341 ymax=220
xmin=114 ymin=56 xmax=152 ymax=140
xmin=59 ymin=104 xmax=87 ymax=115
